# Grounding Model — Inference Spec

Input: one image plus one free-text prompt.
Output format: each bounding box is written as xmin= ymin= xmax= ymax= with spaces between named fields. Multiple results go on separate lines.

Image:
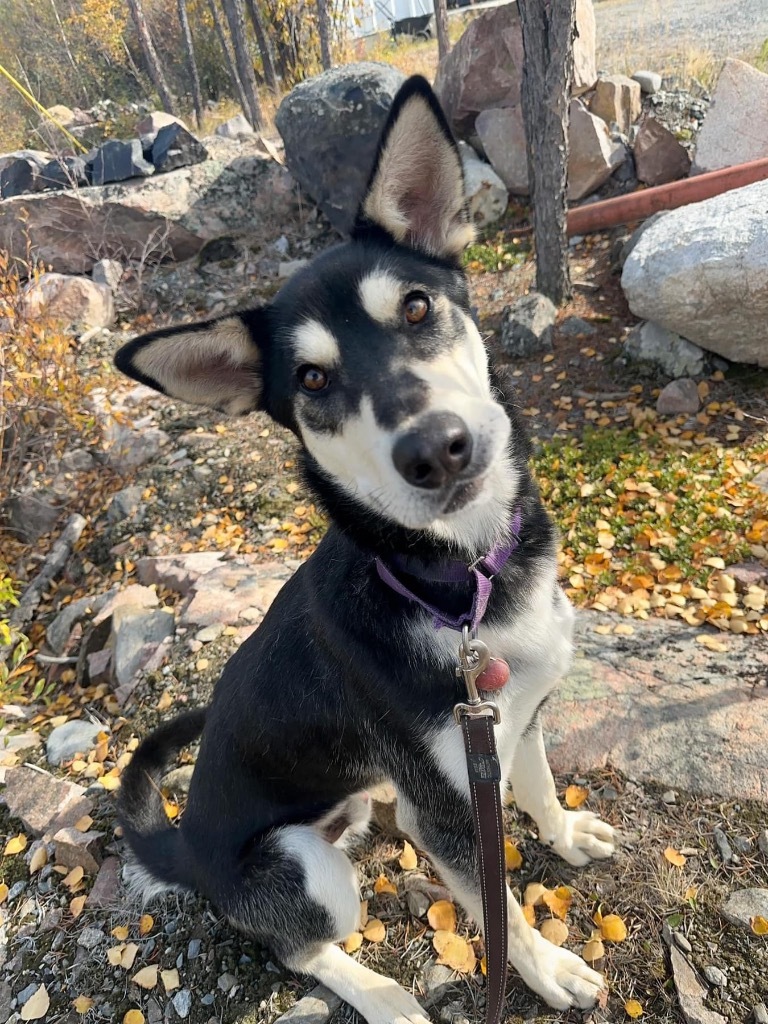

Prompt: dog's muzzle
xmin=392 ymin=411 xmax=474 ymax=490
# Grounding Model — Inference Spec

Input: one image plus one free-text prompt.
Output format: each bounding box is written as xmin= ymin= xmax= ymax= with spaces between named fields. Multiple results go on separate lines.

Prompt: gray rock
xmin=458 ymin=142 xmax=508 ymax=228
xmin=590 ymin=74 xmax=642 ymax=135
xmin=624 ymin=321 xmax=706 ymax=378
xmin=77 ymin=926 xmax=106 ymax=949
xmin=46 ymin=719 xmax=105 ymax=766
xmin=753 ymin=469 xmax=768 ymax=494
xmin=105 ymin=427 xmax=169 ymax=473
xmin=88 ymin=856 xmax=121 ymax=907
xmin=475 ymin=105 xmax=528 ymax=195
xmin=560 ymin=316 xmax=595 ymax=337
xmin=1 ymin=766 xmax=92 ymax=838
xmin=674 ymin=931 xmax=693 ymax=953
xmin=692 ymin=60 xmax=768 ymax=175
xmin=7 ymin=880 xmax=26 ymax=900
xmin=670 ymin=946 xmax=727 ymax=1024
xmin=619 ymin=211 xmax=668 ymax=268
xmin=112 ymin=606 xmax=175 ymax=688
xmin=621 ymin=179 xmax=768 ymax=366
xmin=754 ymin=1004 xmax=768 ymax=1024
xmin=656 ymin=378 xmax=700 ymax=416
xmin=108 ymin=485 xmax=145 ymax=524
xmin=0 ymin=157 xmax=40 ymax=198
xmin=500 ymin=293 xmax=556 ymax=358
xmin=46 ymin=588 xmax=116 ymax=654
xmin=568 ymin=99 xmax=626 ymax=200
xmin=24 ymin=272 xmax=114 ymax=330
xmin=634 ymin=117 xmax=691 ymax=186
xmin=218 ymin=972 xmax=237 ymax=993
xmin=405 ymin=889 xmax=430 ymax=918
xmin=721 ymin=888 xmax=768 ymax=929
xmin=215 ymin=113 xmax=254 ymax=139
xmin=195 ymin=624 xmax=222 ymax=643
xmin=53 ymin=826 xmax=104 ymax=874
xmin=136 ymin=111 xmax=188 ymax=143
xmin=662 ymin=789 xmax=677 ymax=804
xmin=88 ymin=139 xmax=154 ymax=185
xmin=187 ymin=939 xmax=202 ymax=959
xmin=272 ymin=986 xmax=341 ymax=1024
xmin=713 ymin=826 xmax=734 ymax=864
xmin=39 ymin=156 xmax=89 ymax=190
xmin=59 ymin=448 xmax=97 ymax=473
xmin=92 ymin=258 xmax=123 ymax=292
xmin=152 ymin=123 xmax=208 ymax=173
xmin=17 ymin=983 xmax=39 ymax=1006
xmin=276 ymin=63 xmax=406 ymax=235
xmin=172 ymin=989 xmax=192 ymax=1018
xmin=703 ymin=966 xmax=727 ymax=988
xmin=6 ymin=491 xmax=59 ymax=542
xmin=632 ymin=70 xmax=663 ymax=94
xmin=161 ymin=765 xmax=195 ymax=795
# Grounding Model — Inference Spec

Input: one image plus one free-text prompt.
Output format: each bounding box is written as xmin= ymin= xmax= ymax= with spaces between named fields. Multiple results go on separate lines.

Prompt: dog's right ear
xmin=114 ymin=311 xmax=267 ymax=416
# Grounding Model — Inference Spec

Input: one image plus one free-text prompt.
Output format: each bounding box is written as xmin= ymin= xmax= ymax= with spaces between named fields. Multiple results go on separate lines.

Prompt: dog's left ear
xmin=354 ymin=75 xmax=473 ymax=261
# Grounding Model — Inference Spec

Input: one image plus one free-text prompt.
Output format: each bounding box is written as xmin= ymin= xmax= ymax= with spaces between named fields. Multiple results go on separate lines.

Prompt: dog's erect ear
xmin=114 ymin=311 xmax=266 ymax=416
xmin=354 ymin=75 xmax=473 ymax=260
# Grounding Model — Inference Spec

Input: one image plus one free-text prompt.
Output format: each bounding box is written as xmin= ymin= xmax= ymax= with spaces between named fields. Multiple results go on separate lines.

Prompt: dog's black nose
xmin=392 ymin=412 xmax=473 ymax=489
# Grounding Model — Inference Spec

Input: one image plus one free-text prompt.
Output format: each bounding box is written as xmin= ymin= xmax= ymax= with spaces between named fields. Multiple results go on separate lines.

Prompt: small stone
xmin=656 ymin=378 xmax=700 ymax=416
xmin=721 ymin=888 xmax=768 ymax=929
xmin=6 ymin=491 xmax=59 ymax=542
xmin=195 ymin=624 xmax=223 ymax=643
xmin=200 ymin=993 xmax=215 ymax=1006
xmin=172 ymin=989 xmax=193 ymax=1018
xmin=187 ymin=939 xmax=202 ymax=959
xmin=8 ymin=880 xmax=26 ymax=901
xmin=713 ymin=827 xmax=734 ymax=864
xmin=758 ymin=831 xmax=768 ymax=857
xmin=674 ymin=932 xmax=692 ymax=954
xmin=53 ymin=826 xmax=104 ymax=874
xmin=732 ymin=836 xmax=753 ymax=855
xmin=632 ymin=70 xmax=663 ymax=94
xmin=108 ymin=485 xmax=145 ymax=524
xmin=598 ymin=784 xmax=619 ymax=801
xmin=111 ymin=606 xmax=175 ymax=689
xmin=218 ymin=972 xmax=237 ymax=993
xmin=215 ymin=113 xmax=254 ymax=139
xmin=559 ymin=315 xmax=596 ymax=337
xmin=162 ymin=765 xmax=195 ymax=795
xmin=633 ymin=117 xmax=691 ymax=187
xmin=754 ymin=1004 xmax=768 ymax=1024
xmin=59 ymin=448 xmax=97 ymax=473
xmin=87 ymin=855 xmax=121 ymax=907
xmin=23 ymin=272 xmax=114 ymax=330
xmin=703 ymin=966 xmax=727 ymax=988
xmin=500 ymin=293 xmax=556 ymax=358
xmin=670 ymin=946 xmax=727 ymax=1024
xmin=2 ymin=766 xmax=92 ymax=838
xmin=46 ymin=719 xmax=105 ymax=766
xmin=17 ymin=983 xmax=39 ymax=1007
xmin=662 ymin=790 xmax=677 ymax=804
xmin=77 ymin=926 xmax=106 ymax=949
xmin=590 ymin=74 xmax=642 ymax=134
xmin=406 ymin=889 xmax=430 ymax=918
xmin=92 ymin=259 xmax=123 ymax=292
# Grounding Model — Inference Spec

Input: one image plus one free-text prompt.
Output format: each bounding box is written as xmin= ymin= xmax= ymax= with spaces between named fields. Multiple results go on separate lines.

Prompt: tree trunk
xmin=244 ymin=0 xmax=279 ymax=92
xmin=208 ymin=0 xmax=248 ymax=114
xmin=177 ymin=0 xmax=204 ymax=128
xmin=517 ymin=0 xmax=576 ymax=305
xmin=220 ymin=0 xmax=263 ymax=128
xmin=432 ymin=0 xmax=450 ymax=61
xmin=316 ymin=0 xmax=333 ymax=70
xmin=126 ymin=0 xmax=177 ymax=114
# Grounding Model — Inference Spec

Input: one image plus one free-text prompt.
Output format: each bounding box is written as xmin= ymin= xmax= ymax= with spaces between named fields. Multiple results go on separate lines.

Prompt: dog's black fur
xmin=115 ymin=77 xmax=613 ymax=1022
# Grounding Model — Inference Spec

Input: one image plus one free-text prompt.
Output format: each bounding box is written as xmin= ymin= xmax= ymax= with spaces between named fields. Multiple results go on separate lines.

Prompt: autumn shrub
xmin=0 ymin=572 xmax=40 ymax=705
xmin=0 ymin=248 xmax=97 ymax=522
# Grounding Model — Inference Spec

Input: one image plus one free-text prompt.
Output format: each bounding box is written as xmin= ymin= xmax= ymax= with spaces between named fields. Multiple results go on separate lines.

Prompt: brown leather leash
xmin=454 ymin=628 xmax=508 ymax=1024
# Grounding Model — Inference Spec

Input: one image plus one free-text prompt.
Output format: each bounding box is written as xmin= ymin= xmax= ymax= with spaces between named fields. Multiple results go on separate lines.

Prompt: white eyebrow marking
xmin=358 ymin=270 xmax=403 ymax=324
xmin=293 ymin=319 xmax=340 ymax=365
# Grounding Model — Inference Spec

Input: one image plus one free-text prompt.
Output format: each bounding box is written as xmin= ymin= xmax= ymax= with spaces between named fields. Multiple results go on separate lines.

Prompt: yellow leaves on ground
xmin=64 ymin=866 xmax=84 ymax=891
xmin=70 ymin=896 xmax=87 ymax=919
xmin=432 ymin=930 xmax=476 ymax=973
xmin=664 ymin=847 xmax=687 ymax=868
xmin=343 ymin=932 xmax=363 ymax=953
xmin=4 ymin=832 xmax=28 ymax=855
xmin=107 ymin=942 xmax=139 ymax=970
xmin=751 ymin=916 xmax=768 ymax=936
xmin=696 ymin=634 xmax=729 ymax=652
xmin=543 ymin=886 xmax=573 ymax=921
xmin=524 ymin=883 xmax=548 ymax=907
xmin=139 ymin=914 xmax=154 ymax=936
xmin=565 ymin=784 xmax=589 ymax=808
xmin=398 ymin=841 xmax=418 ymax=870
xmin=19 ymin=984 xmax=49 ymax=1021
xmin=539 ymin=918 xmax=569 ymax=946
xmin=624 ymin=999 xmax=644 ymax=1018
xmin=362 ymin=919 xmax=386 ymax=942
xmin=504 ymin=838 xmax=523 ymax=870
xmin=582 ymin=937 xmax=605 ymax=962
xmin=123 ymin=1011 xmax=145 ymax=1024
xmin=522 ymin=905 xmax=536 ymax=927
xmin=0 ymin=883 xmax=8 ymax=903
xmin=131 ymin=965 xmax=158 ymax=989
xmin=163 ymin=799 xmax=180 ymax=820
xmin=161 ymin=969 xmax=180 ymax=993
xmin=29 ymin=846 xmax=48 ymax=873
xmin=427 ymin=900 xmax=457 ymax=933
xmin=111 ymin=925 xmax=129 ymax=941
xmin=373 ymin=874 xmax=397 ymax=896
xmin=597 ymin=912 xmax=628 ymax=943
xmin=73 ymin=996 xmax=94 ymax=1014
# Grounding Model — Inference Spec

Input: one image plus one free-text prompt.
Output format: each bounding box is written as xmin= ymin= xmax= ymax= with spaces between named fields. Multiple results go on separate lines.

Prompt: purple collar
xmin=375 ymin=508 xmax=522 ymax=632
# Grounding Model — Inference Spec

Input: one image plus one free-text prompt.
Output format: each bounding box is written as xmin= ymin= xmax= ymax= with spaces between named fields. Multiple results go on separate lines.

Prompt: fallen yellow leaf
xmin=20 ymin=984 xmax=49 ymax=1021
xmin=73 ymin=996 xmax=94 ymax=1014
xmin=524 ymin=883 xmax=548 ymax=907
xmin=344 ymin=932 xmax=363 ymax=953
xmin=625 ymin=999 xmax=644 ymax=1018
xmin=565 ymin=785 xmax=589 ymax=809
xmin=111 ymin=925 xmax=130 ymax=941
xmin=398 ymin=841 xmax=418 ymax=870
xmin=123 ymin=1011 xmax=145 ymax=1024
xmin=539 ymin=918 xmax=568 ymax=946
xmin=504 ymin=838 xmax=523 ymax=870
xmin=583 ymin=937 xmax=605 ymax=962
xmin=29 ymin=846 xmax=48 ymax=873
xmin=433 ymin=930 xmax=476 ymax=972
xmin=139 ymin=913 xmax=154 ymax=936
xmin=522 ymin=904 xmax=536 ymax=927
xmin=70 ymin=895 xmax=87 ymax=918
xmin=4 ymin=833 xmax=28 ymax=855
xmin=543 ymin=886 xmax=572 ymax=921
xmin=664 ymin=847 xmax=687 ymax=868
xmin=696 ymin=634 xmax=728 ymax=653
xmin=120 ymin=943 xmax=140 ymax=970
xmin=751 ymin=916 xmax=768 ymax=936
xmin=161 ymin=969 xmax=180 ymax=993
xmin=362 ymin=918 xmax=386 ymax=942
xmin=64 ymin=865 xmax=84 ymax=890
xmin=107 ymin=944 xmax=126 ymax=966
xmin=427 ymin=900 xmax=457 ymax=932
xmin=0 ymin=883 xmax=8 ymax=903
xmin=131 ymin=965 xmax=158 ymax=989
xmin=373 ymin=874 xmax=397 ymax=895
xmin=600 ymin=913 xmax=628 ymax=942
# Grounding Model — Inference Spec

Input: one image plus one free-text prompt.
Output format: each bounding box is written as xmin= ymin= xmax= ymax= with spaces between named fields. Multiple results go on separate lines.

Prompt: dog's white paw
xmin=363 ymin=980 xmax=431 ymax=1024
xmin=545 ymin=810 xmax=615 ymax=867
xmin=518 ymin=930 xmax=607 ymax=1010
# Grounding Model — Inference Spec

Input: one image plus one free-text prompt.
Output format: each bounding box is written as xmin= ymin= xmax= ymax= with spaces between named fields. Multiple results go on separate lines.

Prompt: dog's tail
xmin=118 ymin=708 xmax=206 ymax=892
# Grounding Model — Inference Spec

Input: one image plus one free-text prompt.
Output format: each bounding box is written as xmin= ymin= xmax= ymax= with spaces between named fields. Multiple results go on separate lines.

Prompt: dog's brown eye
xmin=299 ymin=366 xmax=329 ymax=392
xmin=404 ymin=293 xmax=430 ymax=325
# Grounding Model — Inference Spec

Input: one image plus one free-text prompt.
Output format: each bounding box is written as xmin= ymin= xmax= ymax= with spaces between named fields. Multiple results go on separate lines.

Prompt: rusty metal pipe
xmin=566 ymin=157 xmax=768 ymax=236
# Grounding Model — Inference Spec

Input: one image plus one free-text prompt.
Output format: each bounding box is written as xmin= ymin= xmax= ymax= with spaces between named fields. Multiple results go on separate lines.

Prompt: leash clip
xmin=453 ymin=626 xmax=501 ymax=725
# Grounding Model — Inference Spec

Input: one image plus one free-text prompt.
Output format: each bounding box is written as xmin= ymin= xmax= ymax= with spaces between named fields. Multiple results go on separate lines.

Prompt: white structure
xmin=348 ymin=0 xmax=434 ymax=37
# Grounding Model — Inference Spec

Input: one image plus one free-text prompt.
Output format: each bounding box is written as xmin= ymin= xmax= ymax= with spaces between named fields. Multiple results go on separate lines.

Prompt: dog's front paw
xmin=519 ymin=930 xmax=607 ymax=1010
xmin=546 ymin=810 xmax=615 ymax=867
xmin=364 ymin=980 xmax=431 ymax=1024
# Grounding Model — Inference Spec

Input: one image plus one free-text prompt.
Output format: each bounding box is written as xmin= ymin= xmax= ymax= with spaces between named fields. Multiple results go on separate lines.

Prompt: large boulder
xmin=24 ymin=273 xmax=115 ymax=330
xmin=434 ymin=4 xmax=524 ymax=140
xmin=621 ymin=179 xmax=768 ymax=366
xmin=475 ymin=106 xmax=528 ymax=195
xmin=633 ymin=117 xmax=691 ymax=186
xmin=0 ymin=137 xmax=296 ymax=274
xmin=692 ymin=59 xmax=768 ymax=174
xmin=151 ymin=123 xmax=208 ymax=172
xmin=88 ymin=139 xmax=155 ymax=185
xmin=590 ymin=74 xmax=641 ymax=134
xmin=573 ymin=0 xmax=597 ymax=95
xmin=568 ymin=99 xmax=626 ymax=200
xmin=276 ymin=62 xmax=405 ymax=235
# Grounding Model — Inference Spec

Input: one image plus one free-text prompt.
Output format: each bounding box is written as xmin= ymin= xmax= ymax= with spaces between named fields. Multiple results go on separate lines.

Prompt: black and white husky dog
xmin=115 ymin=76 xmax=615 ymax=1023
